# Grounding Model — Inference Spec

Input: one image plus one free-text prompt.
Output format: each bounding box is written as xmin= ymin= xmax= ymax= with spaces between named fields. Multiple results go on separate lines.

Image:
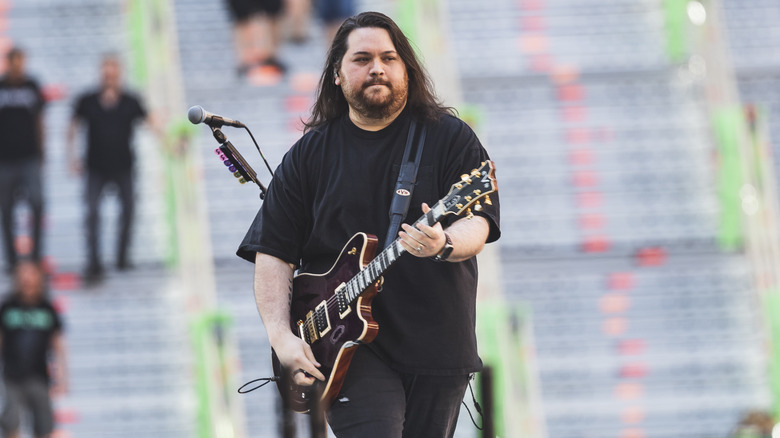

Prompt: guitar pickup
xmin=314 ymin=301 xmax=331 ymax=337
xmin=335 ymin=283 xmax=352 ymax=318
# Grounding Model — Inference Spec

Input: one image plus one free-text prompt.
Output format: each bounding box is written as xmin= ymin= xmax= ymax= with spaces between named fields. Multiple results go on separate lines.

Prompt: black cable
xmin=243 ymin=126 xmax=274 ymax=177
xmin=462 ymin=374 xmax=484 ymax=431
xmin=237 ymin=376 xmax=279 ymax=394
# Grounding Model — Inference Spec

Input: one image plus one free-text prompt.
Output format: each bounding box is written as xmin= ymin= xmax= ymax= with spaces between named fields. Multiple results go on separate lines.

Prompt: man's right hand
xmin=272 ymin=331 xmax=326 ymax=386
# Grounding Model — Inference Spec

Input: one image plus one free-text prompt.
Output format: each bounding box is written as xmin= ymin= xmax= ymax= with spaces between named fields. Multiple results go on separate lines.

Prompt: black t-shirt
xmin=0 ymin=76 xmax=45 ymax=163
xmin=237 ymin=108 xmax=501 ymax=374
xmin=0 ymin=294 xmax=62 ymax=382
xmin=73 ymin=90 xmax=147 ymax=174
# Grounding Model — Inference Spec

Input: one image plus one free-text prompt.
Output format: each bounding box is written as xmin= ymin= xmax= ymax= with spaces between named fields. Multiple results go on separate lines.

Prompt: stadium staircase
xmin=448 ymin=0 xmax=776 ymax=436
xmin=1 ymin=0 xmax=779 ymax=437
xmin=1 ymin=0 xmax=191 ymax=436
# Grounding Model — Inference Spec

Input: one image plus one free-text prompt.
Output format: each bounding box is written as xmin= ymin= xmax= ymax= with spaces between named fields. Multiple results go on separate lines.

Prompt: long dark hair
xmin=304 ymin=11 xmax=454 ymax=132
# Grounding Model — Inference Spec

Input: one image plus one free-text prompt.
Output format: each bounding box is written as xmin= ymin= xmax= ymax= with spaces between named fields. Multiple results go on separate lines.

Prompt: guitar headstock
xmin=441 ymin=161 xmax=497 ymax=217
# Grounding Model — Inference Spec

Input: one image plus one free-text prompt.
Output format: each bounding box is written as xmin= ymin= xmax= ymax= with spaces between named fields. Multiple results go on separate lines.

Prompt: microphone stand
xmin=210 ymin=125 xmax=268 ymax=199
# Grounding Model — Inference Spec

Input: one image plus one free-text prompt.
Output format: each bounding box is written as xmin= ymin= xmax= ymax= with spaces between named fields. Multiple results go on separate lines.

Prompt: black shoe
xmin=261 ymin=57 xmax=287 ymax=75
xmin=83 ymin=264 xmax=104 ymax=287
xmin=116 ymin=259 xmax=134 ymax=271
xmin=288 ymin=34 xmax=309 ymax=45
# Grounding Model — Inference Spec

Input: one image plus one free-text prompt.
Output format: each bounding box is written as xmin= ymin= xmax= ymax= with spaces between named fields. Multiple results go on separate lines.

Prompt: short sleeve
xmin=132 ymin=95 xmax=147 ymax=121
xmin=73 ymin=93 xmax=88 ymax=120
xmin=50 ymin=303 xmax=63 ymax=333
xmin=438 ymin=117 xmax=501 ymax=243
xmin=0 ymin=302 xmax=8 ymax=334
xmin=33 ymin=81 xmax=45 ymax=113
xmin=236 ymin=143 xmax=311 ymax=265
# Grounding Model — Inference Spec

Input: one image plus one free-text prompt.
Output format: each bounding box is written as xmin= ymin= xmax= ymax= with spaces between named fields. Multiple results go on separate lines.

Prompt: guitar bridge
xmin=301 ymin=300 xmax=333 ymax=344
xmin=297 ymin=320 xmax=309 ymax=343
xmin=304 ymin=310 xmax=320 ymax=342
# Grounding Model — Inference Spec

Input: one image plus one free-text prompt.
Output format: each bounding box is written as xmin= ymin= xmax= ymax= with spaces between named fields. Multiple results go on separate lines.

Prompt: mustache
xmin=363 ymin=79 xmax=391 ymax=89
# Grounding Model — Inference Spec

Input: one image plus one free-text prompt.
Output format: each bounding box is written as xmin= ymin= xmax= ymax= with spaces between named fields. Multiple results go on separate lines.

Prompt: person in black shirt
xmin=237 ymin=12 xmax=500 ymax=437
xmin=0 ymin=261 xmax=67 ymax=438
xmin=66 ymin=54 xmax=150 ymax=284
xmin=225 ymin=0 xmax=286 ymax=74
xmin=0 ymin=48 xmax=46 ymax=273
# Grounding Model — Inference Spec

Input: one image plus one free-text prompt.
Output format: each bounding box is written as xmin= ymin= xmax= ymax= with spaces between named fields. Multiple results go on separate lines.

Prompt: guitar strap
xmin=384 ymin=119 xmax=427 ymax=249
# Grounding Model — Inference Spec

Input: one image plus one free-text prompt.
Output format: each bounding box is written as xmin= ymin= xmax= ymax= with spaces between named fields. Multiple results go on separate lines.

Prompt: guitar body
xmin=272 ymin=232 xmax=380 ymax=412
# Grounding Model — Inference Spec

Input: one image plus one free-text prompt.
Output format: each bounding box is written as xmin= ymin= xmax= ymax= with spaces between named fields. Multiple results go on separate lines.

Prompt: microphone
xmin=188 ymin=105 xmax=245 ymax=128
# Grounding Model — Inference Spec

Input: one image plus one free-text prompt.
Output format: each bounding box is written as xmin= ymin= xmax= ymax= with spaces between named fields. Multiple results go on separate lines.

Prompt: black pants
xmin=85 ymin=169 xmax=134 ymax=268
xmin=0 ymin=159 xmax=43 ymax=269
xmin=326 ymin=347 xmax=470 ymax=438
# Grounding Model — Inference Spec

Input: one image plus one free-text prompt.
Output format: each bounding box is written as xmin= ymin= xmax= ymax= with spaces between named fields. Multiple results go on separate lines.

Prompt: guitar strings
xmin=307 ymin=203 xmax=442 ymax=323
xmin=302 ymin=202 xmax=451 ymax=339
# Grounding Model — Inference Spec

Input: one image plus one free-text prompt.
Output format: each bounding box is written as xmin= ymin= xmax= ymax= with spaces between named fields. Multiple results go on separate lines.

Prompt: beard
xmin=341 ymin=77 xmax=408 ymax=120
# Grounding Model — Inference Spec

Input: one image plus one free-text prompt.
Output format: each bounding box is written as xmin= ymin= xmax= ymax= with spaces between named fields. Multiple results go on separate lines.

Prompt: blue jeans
xmin=0 ymin=159 xmax=43 ymax=269
xmin=326 ymin=346 xmax=470 ymax=438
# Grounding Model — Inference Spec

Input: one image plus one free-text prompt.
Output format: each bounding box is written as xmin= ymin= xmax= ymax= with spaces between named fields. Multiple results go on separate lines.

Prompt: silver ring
xmin=293 ymin=369 xmax=306 ymax=376
xmin=416 ymin=246 xmax=422 ymax=252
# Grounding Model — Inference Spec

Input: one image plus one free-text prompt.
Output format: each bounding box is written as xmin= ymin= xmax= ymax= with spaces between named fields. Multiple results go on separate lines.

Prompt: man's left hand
xmin=399 ymin=203 xmax=445 ymax=258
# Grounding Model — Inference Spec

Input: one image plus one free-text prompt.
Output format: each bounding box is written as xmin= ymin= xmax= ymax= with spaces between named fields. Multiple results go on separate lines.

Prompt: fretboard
xmin=336 ymin=201 xmax=447 ymax=313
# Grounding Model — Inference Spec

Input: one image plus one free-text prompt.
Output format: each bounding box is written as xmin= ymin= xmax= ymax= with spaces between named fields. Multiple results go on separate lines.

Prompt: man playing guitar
xmin=237 ymin=11 xmax=501 ymax=437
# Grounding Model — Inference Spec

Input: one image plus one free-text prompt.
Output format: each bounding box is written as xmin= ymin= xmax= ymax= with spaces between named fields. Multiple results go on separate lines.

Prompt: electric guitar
xmin=272 ymin=160 xmax=498 ymax=412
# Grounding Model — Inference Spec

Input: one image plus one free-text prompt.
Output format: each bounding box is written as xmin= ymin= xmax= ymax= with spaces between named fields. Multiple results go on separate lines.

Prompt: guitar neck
xmin=340 ymin=202 xmax=447 ymax=305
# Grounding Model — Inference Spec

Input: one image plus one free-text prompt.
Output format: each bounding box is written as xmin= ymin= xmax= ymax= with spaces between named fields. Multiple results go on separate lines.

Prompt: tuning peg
xmin=233 ymin=171 xmax=241 ymax=178
xmin=238 ymin=177 xmax=247 ymax=184
xmin=471 ymin=169 xmax=481 ymax=177
xmin=214 ymin=148 xmax=221 ymax=155
xmin=466 ymin=208 xmax=474 ymax=219
xmin=474 ymin=201 xmax=483 ymax=212
xmin=228 ymin=165 xmax=237 ymax=173
xmin=484 ymin=195 xmax=492 ymax=206
xmin=223 ymin=159 xmax=232 ymax=167
xmin=461 ymin=174 xmax=471 ymax=183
